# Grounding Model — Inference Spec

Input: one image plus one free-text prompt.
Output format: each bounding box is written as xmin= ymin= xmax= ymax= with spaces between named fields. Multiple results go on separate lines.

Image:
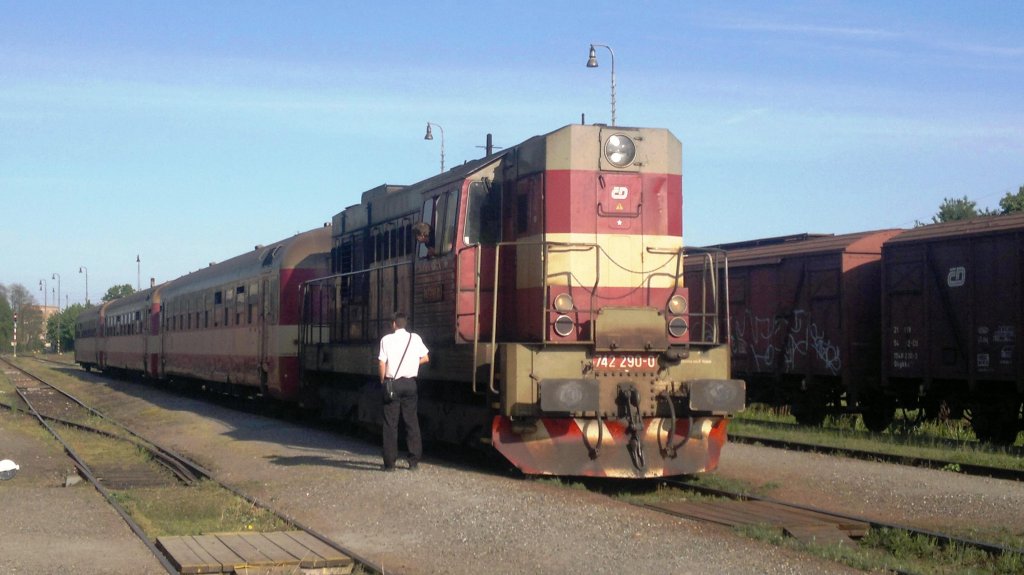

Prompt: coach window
xmin=236 ymin=285 xmax=245 ymax=325
xmin=226 ymin=286 xmax=236 ymax=326
xmin=248 ymin=282 xmax=258 ymax=324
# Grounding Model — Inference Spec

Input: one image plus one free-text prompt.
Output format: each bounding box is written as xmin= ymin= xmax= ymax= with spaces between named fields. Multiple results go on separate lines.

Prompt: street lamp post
xmin=39 ymin=279 xmax=47 ymax=309
xmin=136 ymin=255 xmax=141 ymax=291
xmin=424 ymin=122 xmax=445 ymax=173
xmin=79 ymin=266 xmax=89 ymax=305
xmin=586 ymin=43 xmax=616 ymax=126
xmin=51 ymin=272 xmax=61 ymax=354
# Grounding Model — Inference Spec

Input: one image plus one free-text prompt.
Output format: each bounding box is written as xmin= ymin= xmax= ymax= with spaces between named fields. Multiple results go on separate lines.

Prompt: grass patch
xmin=111 ymin=480 xmax=292 ymax=537
xmin=735 ymin=522 xmax=1024 ymax=574
xmin=732 ymin=404 xmax=1024 ymax=471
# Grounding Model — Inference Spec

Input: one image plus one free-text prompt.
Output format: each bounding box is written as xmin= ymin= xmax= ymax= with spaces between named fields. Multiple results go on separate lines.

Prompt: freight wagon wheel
xmin=859 ymin=389 xmax=896 ymax=432
xmin=860 ymin=394 xmax=895 ymax=433
xmin=968 ymin=399 xmax=1023 ymax=445
xmin=792 ymin=389 xmax=827 ymax=427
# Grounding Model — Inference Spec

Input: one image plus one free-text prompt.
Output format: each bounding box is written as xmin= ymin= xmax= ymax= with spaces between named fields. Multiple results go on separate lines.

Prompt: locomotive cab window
xmin=465 ymin=180 xmax=500 ymax=246
xmin=419 ymin=189 xmax=459 ymax=257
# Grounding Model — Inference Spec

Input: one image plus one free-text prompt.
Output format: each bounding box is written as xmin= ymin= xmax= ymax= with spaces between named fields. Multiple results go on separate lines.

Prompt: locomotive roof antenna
xmin=424 ymin=122 xmax=445 ymax=173
xmin=586 ymin=43 xmax=616 ymax=126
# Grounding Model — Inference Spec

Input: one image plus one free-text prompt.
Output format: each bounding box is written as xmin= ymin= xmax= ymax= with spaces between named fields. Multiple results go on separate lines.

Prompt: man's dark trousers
xmin=382 ymin=377 xmax=422 ymax=469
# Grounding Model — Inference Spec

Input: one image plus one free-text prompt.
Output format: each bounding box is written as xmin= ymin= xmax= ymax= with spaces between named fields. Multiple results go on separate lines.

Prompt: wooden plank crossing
xmin=156 ymin=531 xmax=354 ymax=574
xmin=648 ymin=500 xmax=870 ymax=547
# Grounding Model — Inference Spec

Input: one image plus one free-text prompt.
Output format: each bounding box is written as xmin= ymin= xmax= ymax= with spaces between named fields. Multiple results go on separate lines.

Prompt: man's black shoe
xmin=408 ymin=462 xmax=419 ymax=471
xmin=382 ymin=465 xmax=396 ymax=472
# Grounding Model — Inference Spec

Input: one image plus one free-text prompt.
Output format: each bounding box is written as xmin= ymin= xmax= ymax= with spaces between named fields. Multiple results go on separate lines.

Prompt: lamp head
xmin=586 ymin=45 xmax=599 ymax=68
xmin=424 ymin=123 xmax=433 ymax=141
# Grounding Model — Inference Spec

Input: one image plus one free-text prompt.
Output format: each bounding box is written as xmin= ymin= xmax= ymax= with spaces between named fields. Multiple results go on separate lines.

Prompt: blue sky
xmin=3 ymin=1 xmax=1022 ymax=307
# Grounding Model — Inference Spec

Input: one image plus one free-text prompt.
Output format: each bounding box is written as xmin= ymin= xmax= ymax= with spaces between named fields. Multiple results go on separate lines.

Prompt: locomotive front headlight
xmin=668 ymin=295 xmax=687 ymax=316
xmin=554 ymin=315 xmax=575 ymax=337
xmin=668 ymin=316 xmax=688 ymax=338
xmin=553 ymin=293 xmax=574 ymax=313
xmin=604 ymin=134 xmax=636 ymax=167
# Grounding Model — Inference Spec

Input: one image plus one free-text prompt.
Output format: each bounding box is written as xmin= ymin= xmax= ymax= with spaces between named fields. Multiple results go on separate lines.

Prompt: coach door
xmin=258 ymin=277 xmax=271 ymax=393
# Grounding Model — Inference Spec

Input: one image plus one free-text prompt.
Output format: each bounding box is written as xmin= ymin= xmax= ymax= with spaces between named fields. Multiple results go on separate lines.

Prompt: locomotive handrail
xmin=456 ymin=239 xmax=603 ymax=395
xmin=679 ymin=246 xmax=731 ymax=345
xmin=303 ymin=259 xmax=412 ymax=285
xmin=596 ymin=201 xmax=642 ymax=219
xmin=299 ymin=260 xmax=413 ymax=348
xmin=454 ymin=242 xmax=485 ymax=395
xmin=487 ymin=240 xmax=569 ymax=395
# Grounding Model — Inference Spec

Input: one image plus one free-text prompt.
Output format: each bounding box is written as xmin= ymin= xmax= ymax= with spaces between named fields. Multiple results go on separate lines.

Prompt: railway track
xmin=1 ymin=356 xmax=373 ymax=575
xmin=650 ymin=478 xmax=1024 ymax=574
xmin=735 ymin=414 xmax=1024 ymax=453
xmin=28 ymin=356 xmax=1019 ymax=568
xmin=728 ymin=431 xmax=1024 ymax=482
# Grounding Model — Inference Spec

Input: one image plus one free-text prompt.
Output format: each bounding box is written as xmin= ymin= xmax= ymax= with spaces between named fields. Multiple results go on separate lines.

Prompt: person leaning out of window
xmin=412 ymin=221 xmax=436 ymax=258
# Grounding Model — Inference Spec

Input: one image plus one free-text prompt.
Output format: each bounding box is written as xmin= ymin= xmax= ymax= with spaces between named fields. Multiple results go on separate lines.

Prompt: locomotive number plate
xmin=592 ymin=354 xmax=658 ymax=372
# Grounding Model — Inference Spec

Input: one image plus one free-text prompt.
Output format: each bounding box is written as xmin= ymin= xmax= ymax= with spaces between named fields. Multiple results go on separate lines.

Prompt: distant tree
xmin=47 ymin=303 xmax=84 ymax=353
xmin=930 ymin=196 xmax=996 ymax=224
xmin=0 ymin=284 xmax=12 ymax=352
xmin=1 ymin=283 xmax=40 ymax=354
xmin=102 ymin=284 xmax=135 ymax=302
xmin=997 ymin=185 xmax=1024 ymax=214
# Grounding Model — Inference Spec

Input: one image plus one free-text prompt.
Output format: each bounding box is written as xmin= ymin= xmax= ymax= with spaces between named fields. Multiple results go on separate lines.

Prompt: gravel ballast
xmin=10 ymin=368 xmax=1024 ymax=574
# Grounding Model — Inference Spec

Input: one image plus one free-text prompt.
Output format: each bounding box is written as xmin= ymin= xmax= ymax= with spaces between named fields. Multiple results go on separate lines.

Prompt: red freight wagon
xmin=881 ymin=213 xmax=1024 ymax=443
xmin=713 ymin=230 xmax=902 ymax=427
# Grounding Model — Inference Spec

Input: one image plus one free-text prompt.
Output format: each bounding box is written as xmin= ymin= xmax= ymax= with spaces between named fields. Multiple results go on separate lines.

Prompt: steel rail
xmin=661 ymin=478 xmax=1024 ymax=559
xmin=13 ymin=356 xmax=385 ymax=575
xmin=728 ymin=431 xmax=1024 ymax=482
xmin=2 ymin=358 xmax=179 ymax=574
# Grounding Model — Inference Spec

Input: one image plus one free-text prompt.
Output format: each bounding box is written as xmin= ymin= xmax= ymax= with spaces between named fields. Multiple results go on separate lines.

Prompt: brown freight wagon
xmin=881 ymin=213 xmax=1024 ymax=444
xmin=693 ymin=230 xmax=902 ymax=428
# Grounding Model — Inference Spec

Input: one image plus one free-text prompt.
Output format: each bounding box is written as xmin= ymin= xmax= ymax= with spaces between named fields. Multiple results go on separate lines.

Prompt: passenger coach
xmin=76 ymin=227 xmax=331 ymax=401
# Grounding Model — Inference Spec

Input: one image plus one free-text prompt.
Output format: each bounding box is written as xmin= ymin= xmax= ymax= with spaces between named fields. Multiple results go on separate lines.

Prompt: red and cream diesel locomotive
xmin=76 ymin=123 xmax=745 ymax=478
xmin=300 ymin=123 xmax=745 ymax=478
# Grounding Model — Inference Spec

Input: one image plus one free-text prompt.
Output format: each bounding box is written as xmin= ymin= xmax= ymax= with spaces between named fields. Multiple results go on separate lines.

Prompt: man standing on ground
xmin=378 ymin=312 xmax=429 ymax=471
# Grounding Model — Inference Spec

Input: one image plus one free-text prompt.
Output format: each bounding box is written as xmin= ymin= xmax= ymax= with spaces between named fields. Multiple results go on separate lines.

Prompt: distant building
xmin=34 ymin=305 xmax=59 ymax=349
